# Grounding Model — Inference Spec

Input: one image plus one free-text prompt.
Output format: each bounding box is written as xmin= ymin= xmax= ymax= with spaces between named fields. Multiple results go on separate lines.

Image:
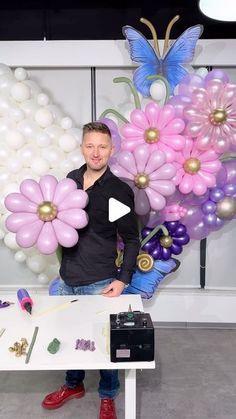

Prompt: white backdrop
xmin=0 ymin=39 xmax=236 ymax=322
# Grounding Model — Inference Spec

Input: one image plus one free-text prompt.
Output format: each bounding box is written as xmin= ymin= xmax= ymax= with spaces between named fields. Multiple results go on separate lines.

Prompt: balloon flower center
xmin=37 ymin=201 xmax=58 ymax=221
xmin=183 ymin=158 xmax=201 ymax=174
xmin=160 ymin=235 xmax=173 ymax=248
xmin=144 ymin=128 xmax=160 ymax=144
xmin=209 ymin=108 xmax=227 ymax=126
xmin=215 ymin=197 xmax=236 ymax=219
xmin=134 ymin=173 xmax=149 ymax=188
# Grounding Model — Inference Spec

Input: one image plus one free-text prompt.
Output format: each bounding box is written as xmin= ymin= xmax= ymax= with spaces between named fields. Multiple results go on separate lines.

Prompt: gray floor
xmin=0 ymin=328 xmax=236 ymax=419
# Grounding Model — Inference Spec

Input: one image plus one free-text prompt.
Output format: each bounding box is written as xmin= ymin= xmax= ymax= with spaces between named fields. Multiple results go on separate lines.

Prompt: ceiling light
xmin=199 ymin=0 xmax=236 ymax=21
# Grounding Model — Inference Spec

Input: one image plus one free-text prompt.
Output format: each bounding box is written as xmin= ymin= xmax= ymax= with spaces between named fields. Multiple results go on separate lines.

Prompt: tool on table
xmin=110 ymin=308 xmax=154 ymax=362
xmin=17 ymin=288 xmax=33 ymax=315
xmin=0 ymin=300 xmax=14 ymax=308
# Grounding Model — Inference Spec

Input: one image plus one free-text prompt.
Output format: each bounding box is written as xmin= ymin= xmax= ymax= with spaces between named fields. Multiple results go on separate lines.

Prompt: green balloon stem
xmin=147 ymin=74 xmax=170 ymax=103
xmin=141 ymin=224 xmax=169 ymax=247
xmin=99 ymin=108 xmax=128 ymax=123
xmin=113 ymin=77 xmax=141 ymax=109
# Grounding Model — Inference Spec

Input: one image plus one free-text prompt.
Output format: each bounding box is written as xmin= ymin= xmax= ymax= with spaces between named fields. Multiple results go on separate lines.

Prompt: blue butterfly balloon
xmin=122 ymin=20 xmax=203 ymax=96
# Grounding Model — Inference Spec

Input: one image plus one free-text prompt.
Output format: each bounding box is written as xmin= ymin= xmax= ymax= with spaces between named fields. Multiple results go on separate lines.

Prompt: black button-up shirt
xmin=59 ymin=164 xmax=140 ymax=286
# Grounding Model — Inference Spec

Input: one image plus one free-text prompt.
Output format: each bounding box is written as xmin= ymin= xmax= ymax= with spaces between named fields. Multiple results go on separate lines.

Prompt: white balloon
xmin=14 ymin=67 xmax=28 ymax=81
xmin=61 ymin=117 xmax=73 ymax=130
xmin=60 ymin=159 xmax=74 ymax=173
xmin=9 ymin=107 xmax=25 ymax=122
xmin=0 ymin=229 xmax=5 ymax=240
xmin=6 ymin=130 xmax=25 ymax=149
xmin=0 ymin=95 xmax=15 ymax=115
xmin=3 ymin=182 xmax=19 ymax=195
xmin=15 ymin=168 xmax=38 ymax=183
xmin=17 ymin=118 xmax=39 ymax=138
xmin=26 ymin=254 xmax=47 ymax=274
xmin=41 ymin=146 xmax=65 ymax=168
xmin=36 ymin=131 xmax=52 ymax=148
xmin=68 ymin=127 xmax=82 ymax=143
xmin=0 ymin=117 xmax=15 ymax=136
xmin=0 ymin=145 xmax=12 ymax=161
xmin=37 ymin=273 xmax=50 ymax=284
xmin=196 ymin=67 xmax=209 ymax=77
xmin=4 ymin=232 xmax=20 ymax=250
xmin=45 ymin=124 xmax=64 ymax=140
xmin=6 ymin=157 xmax=22 ymax=174
xmin=20 ymin=98 xmax=39 ymax=118
xmin=0 ymin=213 xmax=9 ymax=232
xmin=35 ymin=107 xmax=54 ymax=127
xmin=17 ymin=144 xmax=39 ymax=167
xmin=68 ymin=150 xmax=84 ymax=167
xmin=46 ymin=104 xmax=63 ymax=123
xmin=0 ymin=168 xmax=10 ymax=187
xmin=0 ymin=74 xmax=16 ymax=94
xmin=37 ymin=93 xmax=50 ymax=106
xmin=11 ymin=82 xmax=31 ymax=102
xmin=24 ymin=79 xmax=42 ymax=96
xmin=14 ymin=250 xmax=27 ymax=263
xmin=31 ymin=157 xmax=50 ymax=175
xmin=58 ymin=133 xmax=77 ymax=152
xmin=0 ymin=63 xmax=12 ymax=76
xmin=150 ymin=80 xmax=167 ymax=102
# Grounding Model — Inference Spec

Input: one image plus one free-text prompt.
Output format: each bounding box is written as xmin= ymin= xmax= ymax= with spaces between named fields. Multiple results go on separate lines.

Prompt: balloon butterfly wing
xmin=123 ymin=258 xmax=180 ymax=299
xmin=122 ymin=24 xmax=203 ymax=96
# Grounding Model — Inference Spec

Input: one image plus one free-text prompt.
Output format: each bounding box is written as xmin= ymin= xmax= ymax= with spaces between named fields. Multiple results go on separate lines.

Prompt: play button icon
xmin=108 ymin=198 xmax=131 ymax=222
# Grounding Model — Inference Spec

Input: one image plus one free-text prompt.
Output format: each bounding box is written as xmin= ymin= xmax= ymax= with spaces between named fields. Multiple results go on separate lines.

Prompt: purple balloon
xmin=203 ymin=213 xmax=217 ymax=227
xmin=216 ymin=165 xmax=227 ymax=188
xmin=223 ymin=183 xmax=236 ymax=196
xmin=161 ymin=247 xmax=171 ymax=260
xmin=209 ymin=188 xmax=225 ymax=202
xmin=150 ymin=247 xmax=161 ymax=260
xmin=170 ymin=243 xmax=182 ymax=255
xmin=165 ymin=221 xmax=178 ymax=234
xmin=142 ymin=240 xmax=157 ymax=253
xmin=204 ymin=69 xmax=229 ymax=84
xmin=173 ymin=224 xmax=187 ymax=237
xmin=224 ymin=160 xmax=236 ymax=184
xmin=187 ymin=221 xmax=209 ymax=240
xmin=202 ymin=200 xmax=216 ymax=215
xmin=173 ymin=235 xmax=189 ymax=245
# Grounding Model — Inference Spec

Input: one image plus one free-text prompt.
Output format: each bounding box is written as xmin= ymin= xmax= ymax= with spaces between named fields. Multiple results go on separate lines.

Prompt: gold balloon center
xmin=160 ymin=235 xmax=173 ymax=248
xmin=183 ymin=158 xmax=201 ymax=174
xmin=134 ymin=173 xmax=149 ymax=189
xmin=144 ymin=127 xmax=160 ymax=144
xmin=137 ymin=253 xmax=154 ymax=272
xmin=209 ymin=108 xmax=227 ymax=126
xmin=215 ymin=197 xmax=236 ymax=219
xmin=37 ymin=201 xmax=58 ymax=222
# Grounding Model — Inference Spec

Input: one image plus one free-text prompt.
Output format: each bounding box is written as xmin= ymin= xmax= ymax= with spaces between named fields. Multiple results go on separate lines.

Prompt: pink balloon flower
xmin=172 ymin=138 xmax=222 ymax=196
xmin=4 ymin=175 xmax=88 ymax=254
xmin=121 ymin=102 xmax=186 ymax=162
xmin=184 ymin=78 xmax=236 ymax=153
xmin=111 ymin=145 xmax=176 ymax=215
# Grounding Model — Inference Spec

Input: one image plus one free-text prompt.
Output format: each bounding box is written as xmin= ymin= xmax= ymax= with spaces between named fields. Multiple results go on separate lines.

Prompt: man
xmin=42 ymin=122 xmax=140 ymax=419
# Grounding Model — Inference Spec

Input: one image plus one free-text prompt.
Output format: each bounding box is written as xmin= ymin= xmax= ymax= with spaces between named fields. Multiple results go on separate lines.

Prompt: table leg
xmin=125 ymin=369 xmax=136 ymax=419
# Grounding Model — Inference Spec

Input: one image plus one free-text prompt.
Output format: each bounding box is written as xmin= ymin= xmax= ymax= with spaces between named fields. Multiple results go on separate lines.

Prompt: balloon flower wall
xmin=0 ymin=64 xmax=85 ymax=284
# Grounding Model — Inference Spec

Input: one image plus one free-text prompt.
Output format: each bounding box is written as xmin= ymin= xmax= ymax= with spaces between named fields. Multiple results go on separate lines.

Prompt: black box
xmin=110 ymin=311 xmax=154 ymax=362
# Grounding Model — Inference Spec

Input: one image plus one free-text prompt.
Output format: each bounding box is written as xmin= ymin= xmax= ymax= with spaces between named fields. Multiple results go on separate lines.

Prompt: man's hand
xmin=101 ymin=280 xmax=125 ymax=297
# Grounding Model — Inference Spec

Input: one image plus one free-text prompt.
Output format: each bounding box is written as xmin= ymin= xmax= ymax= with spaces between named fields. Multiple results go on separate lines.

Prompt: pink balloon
xmin=161 ymin=118 xmax=185 ymax=135
xmin=6 ymin=212 xmax=38 ymax=233
xmin=52 ymin=219 xmax=78 ymax=247
xmin=133 ymin=145 xmax=150 ymax=173
xmin=20 ymin=179 xmax=44 ymax=204
xmin=179 ymin=174 xmax=193 ymax=194
xmin=145 ymin=102 xmax=160 ymax=126
xmin=144 ymin=150 xmax=166 ymax=174
xmin=57 ymin=189 xmax=88 ymax=211
xmin=110 ymin=163 xmax=134 ymax=180
xmin=121 ymin=124 xmax=142 ymax=139
xmin=149 ymin=180 xmax=175 ymax=196
xmin=204 ymin=69 xmax=229 ymax=84
xmin=149 ymin=164 xmax=176 ymax=180
xmin=57 ymin=209 xmax=88 ymax=229
xmin=130 ymin=109 xmax=148 ymax=130
xmin=5 ymin=193 xmax=37 ymax=213
xmin=134 ymin=188 xmax=150 ymax=215
xmin=158 ymin=105 xmax=175 ymax=130
xmin=145 ymin=187 xmax=166 ymax=211
xmin=39 ymin=175 xmax=58 ymax=201
xmin=168 ymin=95 xmax=192 ymax=119
xmin=37 ymin=222 xmax=58 ymax=254
xmin=16 ymin=219 xmax=44 ymax=248
xmin=117 ymin=151 xmax=137 ymax=175
xmin=53 ymin=178 xmax=77 ymax=205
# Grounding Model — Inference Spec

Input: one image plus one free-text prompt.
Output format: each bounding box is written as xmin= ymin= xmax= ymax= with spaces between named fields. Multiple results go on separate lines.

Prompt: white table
xmin=0 ymin=294 xmax=155 ymax=419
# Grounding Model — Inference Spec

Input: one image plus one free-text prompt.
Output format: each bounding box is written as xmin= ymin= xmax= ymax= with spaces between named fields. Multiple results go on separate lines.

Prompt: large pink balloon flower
xmin=173 ymin=138 xmax=222 ymax=196
xmin=111 ymin=145 xmax=176 ymax=216
xmin=4 ymin=175 xmax=88 ymax=254
xmin=121 ymin=102 xmax=186 ymax=162
xmin=184 ymin=78 xmax=236 ymax=153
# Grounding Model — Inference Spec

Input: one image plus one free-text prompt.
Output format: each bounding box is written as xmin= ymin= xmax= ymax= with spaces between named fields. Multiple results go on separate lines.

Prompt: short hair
xmin=82 ymin=121 xmax=111 ymax=138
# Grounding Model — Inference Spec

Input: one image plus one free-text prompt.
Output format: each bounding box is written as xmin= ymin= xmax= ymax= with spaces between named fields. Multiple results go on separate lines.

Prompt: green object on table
xmin=47 ymin=338 xmax=61 ymax=354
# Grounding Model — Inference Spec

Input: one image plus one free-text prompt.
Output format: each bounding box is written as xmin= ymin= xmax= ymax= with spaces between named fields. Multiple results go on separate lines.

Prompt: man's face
xmin=81 ymin=131 xmax=114 ymax=171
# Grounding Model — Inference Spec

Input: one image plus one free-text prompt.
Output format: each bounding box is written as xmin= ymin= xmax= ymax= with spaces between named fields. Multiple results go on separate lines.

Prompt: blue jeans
xmin=58 ymin=278 xmax=120 ymax=399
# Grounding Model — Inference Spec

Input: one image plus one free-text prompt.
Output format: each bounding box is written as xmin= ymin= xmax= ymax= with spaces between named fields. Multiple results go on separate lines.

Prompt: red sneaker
xmin=99 ymin=399 xmax=117 ymax=419
xmin=42 ymin=383 xmax=85 ymax=410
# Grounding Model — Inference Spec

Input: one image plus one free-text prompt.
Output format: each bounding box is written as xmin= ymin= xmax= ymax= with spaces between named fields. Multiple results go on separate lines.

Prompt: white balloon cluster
xmin=0 ymin=63 xmax=84 ymax=284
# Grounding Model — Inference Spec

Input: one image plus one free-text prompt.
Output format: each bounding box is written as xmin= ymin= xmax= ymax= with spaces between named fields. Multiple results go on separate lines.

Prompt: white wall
xmin=0 ymin=40 xmax=236 ymax=322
